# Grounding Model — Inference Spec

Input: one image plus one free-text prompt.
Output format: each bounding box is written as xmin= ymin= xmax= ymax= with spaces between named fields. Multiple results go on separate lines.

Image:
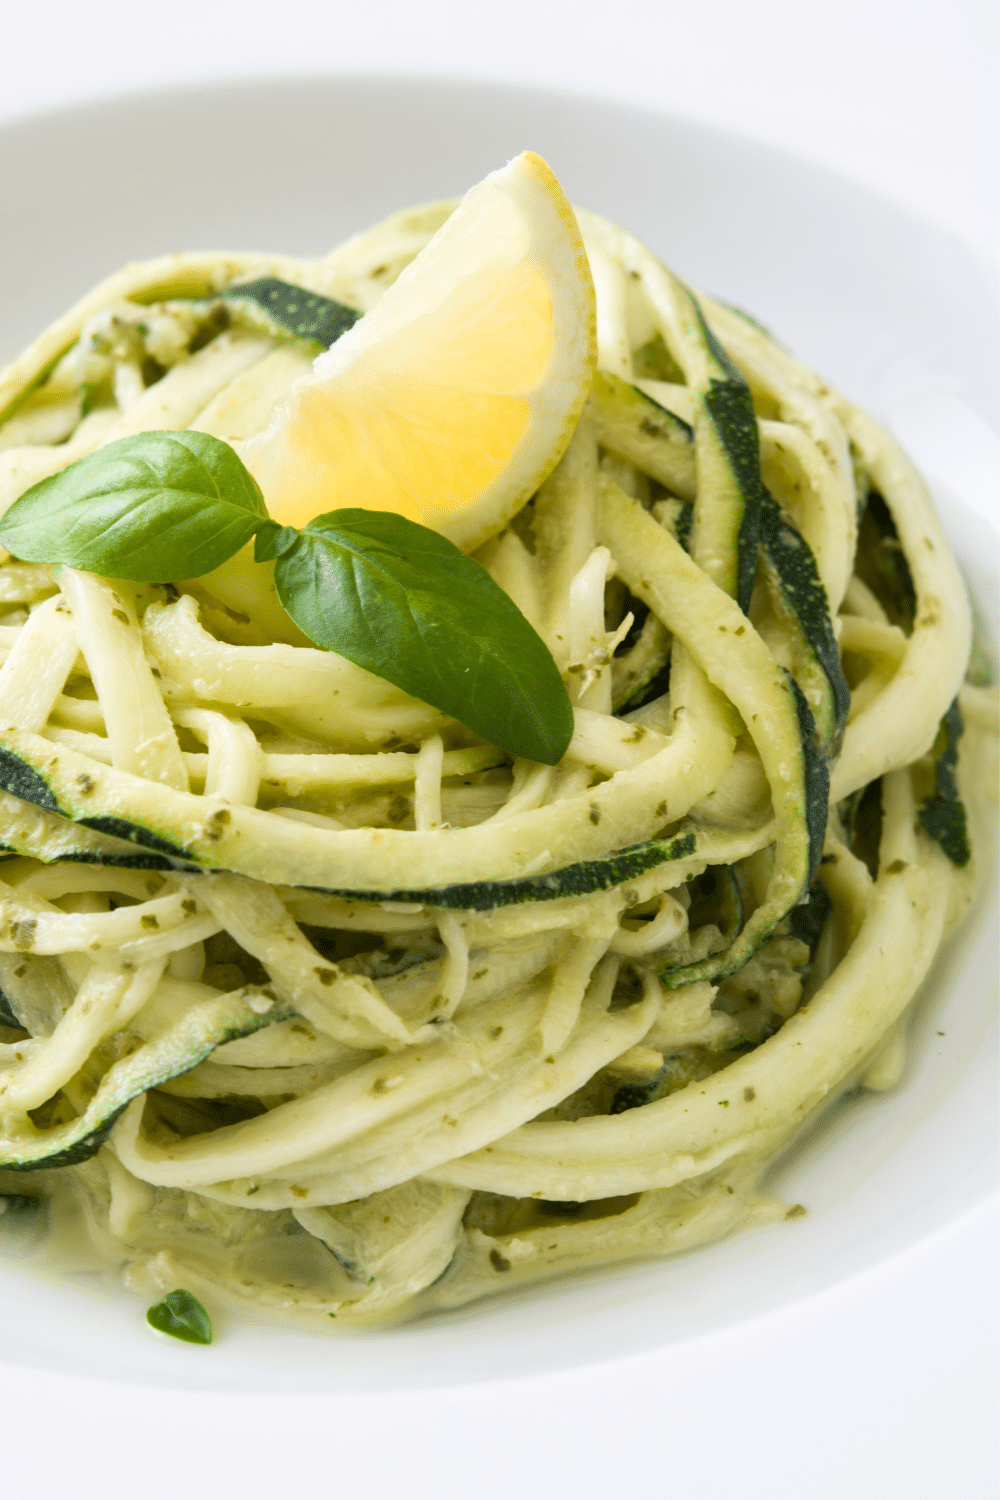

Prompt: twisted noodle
xmin=0 ymin=195 xmax=994 ymax=1327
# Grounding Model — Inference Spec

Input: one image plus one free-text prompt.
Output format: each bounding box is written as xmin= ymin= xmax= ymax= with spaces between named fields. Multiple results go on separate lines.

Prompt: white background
xmin=1 ymin=3 xmax=997 ymax=1496
xmin=3 ymin=0 xmax=998 ymax=260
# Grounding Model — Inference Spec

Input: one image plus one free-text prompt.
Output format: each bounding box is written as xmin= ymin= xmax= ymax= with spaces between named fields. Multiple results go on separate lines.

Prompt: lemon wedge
xmin=239 ymin=151 xmax=596 ymax=553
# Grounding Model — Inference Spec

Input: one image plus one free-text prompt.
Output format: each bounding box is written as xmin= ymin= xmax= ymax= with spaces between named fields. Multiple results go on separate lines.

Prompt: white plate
xmin=0 ymin=77 xmax=996 ymax=1397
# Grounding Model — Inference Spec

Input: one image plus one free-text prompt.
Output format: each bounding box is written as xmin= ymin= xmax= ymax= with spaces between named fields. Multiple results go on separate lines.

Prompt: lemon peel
xmin=240 ymin=151 xmax=596 ymax=553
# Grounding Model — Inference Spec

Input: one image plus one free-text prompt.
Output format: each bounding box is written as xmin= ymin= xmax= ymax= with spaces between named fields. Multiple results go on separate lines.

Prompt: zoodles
xmin=0 ymin=163 xmax=993 ymax=1328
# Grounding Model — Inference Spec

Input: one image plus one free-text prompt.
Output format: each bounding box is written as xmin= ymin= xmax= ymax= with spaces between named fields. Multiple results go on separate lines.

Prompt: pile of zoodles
xmin=0 ymin=183 xmax=994 ymax=1328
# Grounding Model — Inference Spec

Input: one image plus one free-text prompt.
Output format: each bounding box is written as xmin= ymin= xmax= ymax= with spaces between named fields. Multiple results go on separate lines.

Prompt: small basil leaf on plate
xmin=146 ymin=1288 xmax=212 ymax=1345
xmin=273 ymin=509 xmax=574 ymax=765
xmin=222 ymin=276 xmax=360 ymax=348
xmin=0 ymin=431 xmax=268 ymax=582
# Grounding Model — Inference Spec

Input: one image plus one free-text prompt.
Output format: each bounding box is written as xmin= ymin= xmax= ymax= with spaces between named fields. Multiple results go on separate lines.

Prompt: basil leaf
xmin=146 ymin=1288 xmax=212 ymax=1344
xmin=222 ymin=277 xmax=360 ymax=348
xmin=0 ymin=431 xmax=268 ymax=582
xmin=272 ymin=510 xmax=574 ymax=765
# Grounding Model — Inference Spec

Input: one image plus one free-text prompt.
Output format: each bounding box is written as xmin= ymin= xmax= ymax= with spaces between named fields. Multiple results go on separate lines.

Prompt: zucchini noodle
xmin=0 ymin=190 xmax=995 ymax=1329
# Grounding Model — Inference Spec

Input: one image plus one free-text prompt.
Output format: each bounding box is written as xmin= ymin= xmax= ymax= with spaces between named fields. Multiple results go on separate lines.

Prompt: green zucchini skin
xmin=684 ymin=863 xmax=744 ymax=954
xmin=856 ymin=491 xmax=916 ymax=631
xmin=694 ymin=308 xmax=762 ymax=614
xmin=314 ymin=832 xmax=698 ymax=911
xmin=596 ymin=359 xmax=843 ymax=752
xmin=0 ymin=760 xmax=700 ymax=911
xmin=0 ymin=988 xmax=21 ymax=1029
xmin=661 ymin=673 xmax=828 ymax=987
xmin=611 ymin=609 xmax=671 ymax=711
xmin=0 ymin=749 xmax=60 ymax=815
xmin=668 ymin=499 xmax=694 ymax=554
xmin=0 ymin=726 xmax=707 ymax=905
xmin=792 ymin=672 xmax=832 ymax=889
xmin=39 ymin=847 xmax=196 ymax=873
xmin=0 ymin=735 xmax=206 ymax=873
xmin=73 ymin=817 xmax=192 ymax=861
xmin=0 ymin=809 xmax=201 ymax=874
xmin=0 ymin=785 xmax=203 ymax=873
xmin=787 ymin=875 xmax=832 ymax=955
xmin=216 ymin=276 xmax=360 ymax=348
xmin=589 ymin=371 xmax=696 ymax=500
xmin=917 ymin=699 xmax=970 ymax=867
xmin=0 ymin=989 xmax=294 ymax=1172
xmin=759 ymin=491 xmax=851 ymax=755
xmin=644 ymin=398 xmax=847 ymax=756
xmin=16 ymin=1114 xmax=128 ymax=1172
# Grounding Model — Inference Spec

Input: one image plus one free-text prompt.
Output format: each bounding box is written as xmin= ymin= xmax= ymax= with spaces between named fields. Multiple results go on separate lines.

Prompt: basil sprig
xmin=0 ymin=432 xmax=268 ymax=582
xmin=0 ymin=432 xmax=573 ymax=765
xmin=146 ymin=1288 xmax=213 ymax=1344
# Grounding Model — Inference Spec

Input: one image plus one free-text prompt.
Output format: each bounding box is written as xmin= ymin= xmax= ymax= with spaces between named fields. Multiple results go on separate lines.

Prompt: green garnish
xmin=0 ymin=433 xmax=574 ymax=766
xmin=255 ymin=509 xmax=573 ymax=765
xmin=146 ymin=1288 xmax=212 ymax=1344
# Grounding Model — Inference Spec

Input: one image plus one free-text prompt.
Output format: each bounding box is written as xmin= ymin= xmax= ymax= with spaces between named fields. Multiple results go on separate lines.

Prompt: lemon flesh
xmin=239 ymin=151 xmax=596 ymax=554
